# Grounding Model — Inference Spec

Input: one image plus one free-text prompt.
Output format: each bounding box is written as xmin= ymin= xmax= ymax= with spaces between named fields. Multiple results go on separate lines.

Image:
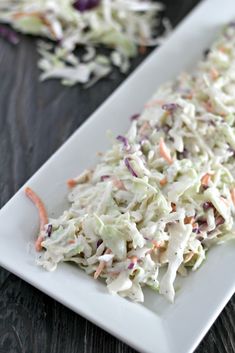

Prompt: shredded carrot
xmin=220 ymin=197 xmax=230 ymax=207
xmin=151 ymin=240 xmax=163 ymax=249
xmin=184 ymin=251 xmax=194 ymax=264
xmin=230 ymin=188 xmax=235 ymax=206
xmin=145 ymin=99 xmax=165 ymax=109
xmin=159 ymin=137 xmax=173 ymax=164
xmin=68 ymin=239 xmax=76 ymax=244
xmin=139 ymin=121 xmax=150 ymax=136
xmin=25 ymin=187 xmax=48 ymax=252
xmin=160 ymin=176 xmax=168 ymax=186
xmin=193 ymin=222 xmax=199 ymax=229
xmin=35 ymin=235 xmax=44 ymax=252
xmin=107 ymin=270 xmax=120 ymax=276
xmin=138 ymin=33 xmax=147 ymax=55
xmin=67 ymin=179 xmax=77 ymax=188
xmin=218 ymin=46 xmax=225 ymax=52
xmin=184 ymin=216 xmax=195 ymax=225
xmin=171 ymin=203 xmax=176 ymax=212
xmin=112 ymin=177 xmax=125 ymax=190
xmin=139 ymin=45 xmax=147 ymax=55
xmin=13 ymin=11 xmax=42 ymax=19
xmin=204 ymin=101 xmax=213 ymax=113
xmin=201 ymin=173 xmax=211 ymax=186
xmin=184 ymin=93 xmax=193 ymax=100
xmin=67 ymin=170 xmax=91 ymax=188
xmin=13 ymin=12 xmax=57 ymax=39
xmin=147 ymin=240 xmax=164 ymax=255
xmin=94 ymin=249 xmax=112 ymax=280
xmin=210 ymin=67 xmax=219 ymax=80
xmin=129 ymin=256 xmax=138 ymax=263
xmin=218 ymin=46 xmax=228 ymax=53
xmin=39 ymin=15 xmax=58 ymax=39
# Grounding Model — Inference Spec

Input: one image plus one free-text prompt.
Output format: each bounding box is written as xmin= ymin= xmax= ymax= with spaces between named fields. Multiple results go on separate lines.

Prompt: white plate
xmin=1 ymin=0 xmax=235 ymax=352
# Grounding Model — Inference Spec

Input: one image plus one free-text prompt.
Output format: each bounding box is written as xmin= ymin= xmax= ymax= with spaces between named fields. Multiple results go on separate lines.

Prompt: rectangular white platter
xmin=1 ymin=0 xmax=235 ymax=352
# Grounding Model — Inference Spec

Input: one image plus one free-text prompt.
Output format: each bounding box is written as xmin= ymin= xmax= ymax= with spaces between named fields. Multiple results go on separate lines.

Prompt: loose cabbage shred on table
xmin=26 ymin=23 xmax=235 ymax=303
xmin=0 ymin=0 xmax=171 ymax=86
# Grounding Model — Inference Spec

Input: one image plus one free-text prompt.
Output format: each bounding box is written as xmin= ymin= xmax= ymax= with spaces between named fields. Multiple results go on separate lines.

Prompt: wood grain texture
xmin=1 ymin=1 xmax=235 ymax=352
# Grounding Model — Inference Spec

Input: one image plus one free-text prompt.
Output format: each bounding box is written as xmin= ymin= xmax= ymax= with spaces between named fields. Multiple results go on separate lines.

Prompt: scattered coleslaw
xmin=26 ymin=23 xmax=235 ymax=302
xmin=0 ymin=0 xmax=171 ymax=87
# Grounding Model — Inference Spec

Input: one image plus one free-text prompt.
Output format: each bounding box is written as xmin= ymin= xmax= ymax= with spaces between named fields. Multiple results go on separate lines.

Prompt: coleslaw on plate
xmin=26 ymin=23 xmax=235 ymax=302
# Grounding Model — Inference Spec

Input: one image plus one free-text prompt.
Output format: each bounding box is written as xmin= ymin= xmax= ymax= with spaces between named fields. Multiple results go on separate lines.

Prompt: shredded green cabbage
xmin=0 ymin=0 xmax=171 ymax=86
xmin=35 ymin=23 xmax=235 ymax=303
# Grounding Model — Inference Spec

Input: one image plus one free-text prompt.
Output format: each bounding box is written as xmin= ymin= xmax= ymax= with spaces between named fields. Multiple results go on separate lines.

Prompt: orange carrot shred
xmin=139 ymin=121 xmax=150 ymax=136
xmin=185 ymin=93 xmax=193 ymax=100
xmin=67 ymin=170 xmax=92 ymax=188
xmin=112 ymin=177 xmax=125 ymax=190
xmin=218 ymin=46 xmax=228 ymax=53
xmin=25 ymin=187 xmax=48 ymax=252
xmin=201 ymin=173 xmax=211 ymax=186
xmin=67 ymin=179 xmax=77 ymax=188
xmin=129 ymin=256 xmax=138 ymax=263
xmin=139 ymin=45 xmax=147 ymax=55
xmin=13 ymin=12 xmax=58 ymax=39
xmin=35 ymin=235 xmax=44 ymax=252
xmin=220 ymin=197 xmax=230 ymax=207
xmin=193 ymin=222 xmax=199 ymax=229
xmin=151 ymin=240 xmax=163 ymax=249
xmin=94 ymin=249 xmax=112 ymax=280
xmin=13 ymin=11 xmax=42 ymax=19
xmin=145 ymin=99 xmax=165 ymax=109
xmin=184 ymin=251 xmax=194 ymax=263
xmin=160 ymin=176 xmax=168 ymax=186
xmin=204 ymin=101 xmax=213 ymax=113
xmin=231 ymin=189 xmax=235 ymax=206
xmin=210 ymin=68 xmax=219 ymax=80
xmin=159 ymin=137 xmax=173 ymax=164
xmin=139 ymin=33 xmax=147 ymax=55
xmin=184 ymin=216 xmax=195 ymax=225
xmin=171 ymin=203 xmax=176 ymax=212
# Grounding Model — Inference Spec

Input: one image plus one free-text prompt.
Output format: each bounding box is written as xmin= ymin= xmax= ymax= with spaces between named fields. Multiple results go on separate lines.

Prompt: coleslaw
xmin=26 ymin=23 xmax=235 ymax=302
xmin=0 ymin=0 xmax=171 ymax=87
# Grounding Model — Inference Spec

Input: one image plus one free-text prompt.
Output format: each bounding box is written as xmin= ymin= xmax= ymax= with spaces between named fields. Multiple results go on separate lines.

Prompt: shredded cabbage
xmin=0 ymin=0 xmax=171 ymax=86
xmin=33 ymin=23 xmax=235 ymax=303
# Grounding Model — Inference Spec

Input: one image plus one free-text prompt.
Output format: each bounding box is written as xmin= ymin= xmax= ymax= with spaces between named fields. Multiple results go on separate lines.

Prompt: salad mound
xmin=26 ymin=23 xmax=235 ymax=302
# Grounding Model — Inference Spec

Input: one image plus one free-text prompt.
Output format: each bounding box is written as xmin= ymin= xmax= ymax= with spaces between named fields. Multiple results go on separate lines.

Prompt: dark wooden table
xmin=1 ymin=1 xmax=235 ymax=352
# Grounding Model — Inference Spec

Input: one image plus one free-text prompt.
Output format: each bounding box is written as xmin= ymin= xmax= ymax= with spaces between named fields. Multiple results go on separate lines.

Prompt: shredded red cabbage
xmin=130 ymin=114 xmax=140 ymax=121
xmin=124 ymin=158 xmax=138 ymax=177
xmin=202 ymin=202 xmax=213 ymax=211
xmin=73 ymin=0 xmax=100 ymax=12
xmin=100 ymin=175 xmax=111 ymax=182
xmin=0 ymin=25 xmax=19 ymax=45
xmin=97 ymin=239 xmax=103 ymax=248
xmin=176 ymin=149 xmax=188 ymax=160
xmin=196 ymin=235 xmax=204 ymax=241
xmin=215 ymin=216 xmax=225 ymax=226
xmin=46 ymin=224 xmax=53 ymax=237
xmin=162 ymin=103 xmax=180 ymax=112
xmin=202 ymin=185 xmax=209 ymax=191
xmin=192 ymin=226 xmax=200 ymax=234
xmin=128 ymin=262 xmax=135 ymax=270
xmin=161 ymin=124 xmax=171 ymax=134
xmin=117 ymin=135 xmax=130 ymax=150
xmin=198 ymin=219 xmax=207 ymax=232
